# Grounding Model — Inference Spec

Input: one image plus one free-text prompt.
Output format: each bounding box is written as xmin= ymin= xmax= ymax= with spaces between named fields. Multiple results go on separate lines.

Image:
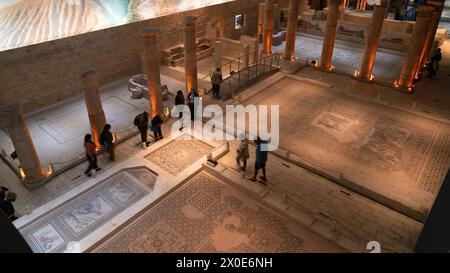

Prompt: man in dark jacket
xmin=0 ymin=187 xmax=17 ymax=221
xmin=134 ymin=111 xmax=150 ymax=149
xmin=151 ymin=114 xmax=164 ymax=141
xmin=249 ymin=137 xmax=268 ymax=184
xmin=100 ymin=124 xmax=115 ymax=161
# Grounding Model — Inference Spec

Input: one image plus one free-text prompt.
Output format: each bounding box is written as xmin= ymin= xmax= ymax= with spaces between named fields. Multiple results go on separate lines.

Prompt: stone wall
xmin=0 ymin=0 xmax=263 ymax=113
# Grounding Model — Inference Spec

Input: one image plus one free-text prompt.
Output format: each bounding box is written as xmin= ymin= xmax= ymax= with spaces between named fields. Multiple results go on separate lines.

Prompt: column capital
xmin=184 ymin=16 xmax=197 ymax=26
xmin=140 ymin=27 xmax=157 ymax=40
xmin=81 ymin=70 xmax=98 ymax=90
xmin=417 ymin=5 xmax=436 ymax=18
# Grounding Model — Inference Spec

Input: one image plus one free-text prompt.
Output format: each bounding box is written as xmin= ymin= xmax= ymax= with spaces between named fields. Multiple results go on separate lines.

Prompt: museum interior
xmin=0 ymin=0 xmax=449 ymax=253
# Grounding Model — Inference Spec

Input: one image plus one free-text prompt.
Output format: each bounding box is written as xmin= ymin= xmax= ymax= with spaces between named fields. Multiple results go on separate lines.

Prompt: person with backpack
xmin=151 ymin=114 xmax=164 ymax=141
xmin=84 ymin=134 xmax=101 ymax=177
xmin=100 ymin=124 xmax=115 ymax=161
xmin=134 ymin=111 xmax=150 ymax=149
xmin=210 ymin=67 xmax=223 ymax=99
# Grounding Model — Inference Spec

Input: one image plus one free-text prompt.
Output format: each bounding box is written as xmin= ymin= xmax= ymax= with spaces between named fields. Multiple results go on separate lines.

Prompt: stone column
xmin=358 ymin=0 xmax=387 ymax=80
xmin=81 ymin=71 xmax=106 ymax=149
xmin=183 ymin=16 xmax=198 ymax=95
xmin=319 ymin=0 xmax=343 ymax=71
xmin=214 ymin=40 xmax=222 ymax=69
xmin=396 ymin=5 xmax=434 ymax=90
xmin=283 ymin=0 xmax=301 ymax=61
xmin=243 ymin=44 xmax=250 ymax=68
xmin=141 ymin=27 xmax=164 ymax=117
xmin=258 ymin=3 xmax=265 ymax=41
xmin=263 ymin=0 xmax=274 ymax=55
xmin=4 ymin=104 xmax=46 ymax=185
xmin=417 ymin=1 xmax=444 ymax=75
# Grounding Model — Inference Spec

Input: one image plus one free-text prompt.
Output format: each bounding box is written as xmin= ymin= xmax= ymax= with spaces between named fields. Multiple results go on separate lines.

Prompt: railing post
xmin=238 ymin=56 xmax=241 ymax=88
xmin=270 ymin=54 xmax=273 ymax=71
xmin=263 ymin=57 xmax=266 ymax=73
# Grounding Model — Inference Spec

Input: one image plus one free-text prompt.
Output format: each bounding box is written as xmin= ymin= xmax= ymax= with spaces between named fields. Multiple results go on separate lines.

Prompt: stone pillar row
xmin=283 ymin=0 xmax=301 ymax=61
xmin=263 ymin=0 xmax=274 ymax=55
xmin=184 ymin=16 xmax=199 ymax=95
xmin=357 ymin=0 xmax=387 ymax=81
xmin=0 ymin=104 xmax=47 ymax=188
xmin=141 ymin=27 xmax=164 ymax=117
xmin=81 ymin=71 xmax=107 ymax=149
xmin=397 ymin=5 xmax=434 ymax=90
xmin=319 ymin=0 xmax=343 ymax=71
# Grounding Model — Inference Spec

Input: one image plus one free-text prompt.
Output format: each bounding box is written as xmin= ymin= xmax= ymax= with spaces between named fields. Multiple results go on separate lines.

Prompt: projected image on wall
xmin=0 ymin=0 xmax=233 ymax=51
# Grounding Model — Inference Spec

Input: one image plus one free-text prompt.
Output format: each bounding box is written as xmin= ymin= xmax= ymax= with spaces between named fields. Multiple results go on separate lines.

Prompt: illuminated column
xmin=362 ymin=0 xmax=367 ymax=11
xmin=81 ymin=71 xmax=106 ymax=148
xmin=183 ymin=16 xmax=198 ymax=94
xmin=141 ymin=27 xmax=164 ymax=117
xmin=283 ymin=0 xmax=301 ymax=61
xmin=417 ymin=1 xmax=444 ymax=75
xmin=214 ymin=40 xmax=222 ymax=69
xmin=4 ymin=104 xmax=46 ymax=185
xmin=319 ymin=0 xmax=343 ymax=71
xmin=258 ymin=3 xmax=265 ymax=41
xmin=396 ymin=5 xmax=433 ymax=90
xmin=358 ymin=0 xmax=387 ymax=80
xmin=243 ymin=44 xmax=250 ymax=68
xmin=356 ymin=0 xmax=361 ymax=10
xmin=263 ymin=0 xmax=274 ymax=54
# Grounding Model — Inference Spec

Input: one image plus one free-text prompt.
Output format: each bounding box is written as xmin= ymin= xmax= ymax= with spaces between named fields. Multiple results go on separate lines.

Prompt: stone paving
xmin=91 ymin=170 xmax=346 ymax=253
xmin=271 ymin=34 xmax=405 ymax=82
xmin=216 ymin=140 xmax=422 ymax=253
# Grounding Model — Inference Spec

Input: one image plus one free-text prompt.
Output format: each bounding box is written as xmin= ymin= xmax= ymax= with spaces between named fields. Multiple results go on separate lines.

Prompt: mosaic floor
xmin=145 ymin=139 xmax=214 ymax=175
xmin=237 ymin=76 xmax=450 ymax=214
xmin=91 ymin=170 xmax=345 ymax=253
xmin=39 ymin=96 xmax=137 ymax=144
xmin=19 ymin=167 xmax=156 ymax=253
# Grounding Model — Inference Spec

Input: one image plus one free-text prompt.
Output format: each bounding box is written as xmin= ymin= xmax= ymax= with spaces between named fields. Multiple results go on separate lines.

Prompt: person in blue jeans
xmin=249 ymin=137 xmax=268 ymax=184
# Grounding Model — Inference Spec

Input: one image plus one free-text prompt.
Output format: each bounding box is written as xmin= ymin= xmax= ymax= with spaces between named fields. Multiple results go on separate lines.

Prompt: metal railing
xmin=203 ymin=50 xmax=282 ymax=99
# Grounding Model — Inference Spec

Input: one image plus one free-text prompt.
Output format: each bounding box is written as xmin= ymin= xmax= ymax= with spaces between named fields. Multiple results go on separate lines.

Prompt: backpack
xmin=134 ymin=114 xmax=141 ymax=127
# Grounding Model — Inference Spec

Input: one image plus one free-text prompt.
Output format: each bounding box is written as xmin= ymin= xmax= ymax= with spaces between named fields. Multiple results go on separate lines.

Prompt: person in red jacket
xmin=84 ymin=134 xmax=101 ymax=177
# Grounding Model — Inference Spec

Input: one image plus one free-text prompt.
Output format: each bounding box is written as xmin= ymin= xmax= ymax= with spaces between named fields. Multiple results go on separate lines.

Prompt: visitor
xmin=84 ymin=134 xmax=101 ymax=177
xmin=0 ymin=186 xmax=17 ymax=221
xmin=151 ymin=114 xmax=164 ymax=141
xmin=187 ymin=89 xmax=200 ymax=121
xmin=134 ymin=111 xmax=150 ymax=149
xmin=211 ymin=67 xmax=223 ymax=99
xmin=394 ymin=9 xmax=401 ymax=20
xmin=428 ymin=48 xmax=442 ymax=79
xmin=100 ymin=124 xmax=115 ymax=161
xmin=175 ymin=90 xmax=185 ymax=131
xmin=249 ymin=137 xmax=268 ymax=184
xmin=236 ymin=135 xmax=250 ymax=177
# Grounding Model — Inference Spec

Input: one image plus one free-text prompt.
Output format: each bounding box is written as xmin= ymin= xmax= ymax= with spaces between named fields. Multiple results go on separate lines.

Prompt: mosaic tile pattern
xmin=39 ymin=96 xmax=137 ymax=144
xmin=19 ymin=168 xmax=156 ymax=253
xmin=145 ymin=139 xmax=214 ymax=175
xmin=239 ymin=77 xmax=450 ymax=212
xmin=93 ymin=171 xmax=344 ymax=253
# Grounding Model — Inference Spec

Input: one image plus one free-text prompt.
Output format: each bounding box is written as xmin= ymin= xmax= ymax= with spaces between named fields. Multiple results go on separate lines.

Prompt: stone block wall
xmin=0 ymin=0 xmax=263 ymax=113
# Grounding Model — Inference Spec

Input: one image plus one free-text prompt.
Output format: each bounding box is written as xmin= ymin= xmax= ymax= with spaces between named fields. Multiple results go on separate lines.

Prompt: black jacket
xmin=0 ymin=198 xmax=14 ymax=218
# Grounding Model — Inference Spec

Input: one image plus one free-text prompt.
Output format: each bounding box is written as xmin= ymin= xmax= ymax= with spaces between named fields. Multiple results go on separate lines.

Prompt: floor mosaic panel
xmin=240 ymin=77 xmax=450 ymax=211
xmin=39 ymin=96 xmax=138 ymax=144
xmin=92 ymin=171 xmax=344 ymax=253
xmin=145 ymin=139 xmax=214 ymax=175
xmin=19 ymin=167 xmax=156 ymax=253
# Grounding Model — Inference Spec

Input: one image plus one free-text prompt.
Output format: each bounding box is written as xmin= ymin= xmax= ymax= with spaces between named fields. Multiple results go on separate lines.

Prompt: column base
xmin=354 ymin=70 xmax=375 ymax=82
xmin=19 ymin=166 xmax=52 ymax=190
xmin=393 ymin=80 xmax=415 ymax=93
